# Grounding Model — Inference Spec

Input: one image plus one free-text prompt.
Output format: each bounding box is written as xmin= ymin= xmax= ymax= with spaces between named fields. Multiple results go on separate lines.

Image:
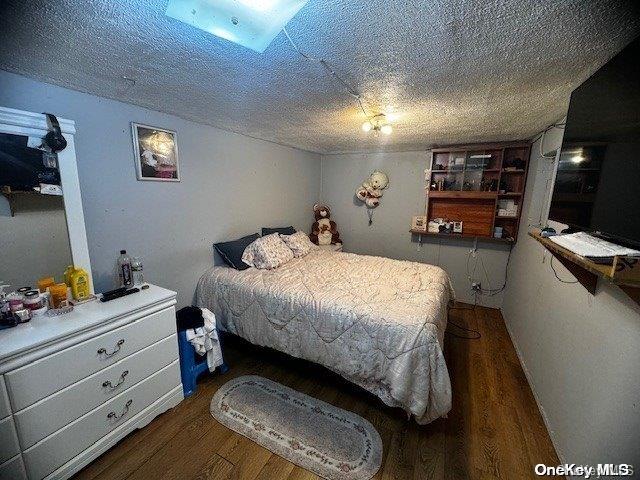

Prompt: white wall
xmin=502 ymin=129 xmax=640 ymax=467
xmin=320 ymin=151 xmax=511 ymax=308
xmin=0 ymin=194 xmax=72 ymax=287
xmin=0 ymin=71 xmax=321 ymax=306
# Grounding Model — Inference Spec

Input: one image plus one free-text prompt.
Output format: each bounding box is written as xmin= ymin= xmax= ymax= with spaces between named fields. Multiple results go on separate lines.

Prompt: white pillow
xmin=242 ymin=233 xmax=294 ymax=269
xmin=280 ymin=231 xmax=318 ymax=258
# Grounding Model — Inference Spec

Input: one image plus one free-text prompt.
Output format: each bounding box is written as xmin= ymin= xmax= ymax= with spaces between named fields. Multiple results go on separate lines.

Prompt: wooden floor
xmin=74 ymin=306 xmax=559 ymax=480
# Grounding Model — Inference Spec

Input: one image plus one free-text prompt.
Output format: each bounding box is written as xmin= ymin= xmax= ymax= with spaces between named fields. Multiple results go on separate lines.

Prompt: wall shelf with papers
xmin=529 ymin=230 xmax=640 ymax=307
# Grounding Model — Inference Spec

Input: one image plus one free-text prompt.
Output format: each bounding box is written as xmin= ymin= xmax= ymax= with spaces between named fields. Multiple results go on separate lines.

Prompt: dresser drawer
xmin=0 ymin=417 xmax=20 ymax=465
xmin=23 ymin=360 xmax=180 ymax=480
xmin=0 ymin=455 xmax=27 ymax=480
xmin=0 ymin=377 xmax=10 ymax=419
xmin=6 ymin=306 xmax=176 ymax=411
xmin=14 ymin=334 xmax=179 ymax=449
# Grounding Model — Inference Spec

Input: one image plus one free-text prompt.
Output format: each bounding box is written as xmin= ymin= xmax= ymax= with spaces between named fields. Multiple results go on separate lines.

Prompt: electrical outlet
xmin=471 ymin=282 xmax=482 ymax=292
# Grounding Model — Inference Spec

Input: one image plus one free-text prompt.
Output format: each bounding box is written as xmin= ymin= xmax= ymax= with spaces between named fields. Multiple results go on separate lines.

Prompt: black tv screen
xmin=549 ymin=36 xmax=640 ymax=248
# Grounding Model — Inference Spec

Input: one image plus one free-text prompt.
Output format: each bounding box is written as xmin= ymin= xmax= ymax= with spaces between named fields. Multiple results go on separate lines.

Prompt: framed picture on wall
xmin=131 ymin=123 xmax=180 ymax=182
xmin=411 ymin=215 xmax=427 ymax=232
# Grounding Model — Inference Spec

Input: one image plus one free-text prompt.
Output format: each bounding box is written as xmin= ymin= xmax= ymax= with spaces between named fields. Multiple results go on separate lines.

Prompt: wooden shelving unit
xmin=420 ymin=142 xmax=531 ymax=243
xmin=498 ymin=193 xmax=522 ymax=197
xmin=530 ymin=230 xmax=640 ymax=307
xmin=427 ymin=191 xmax=497 ymax=199
xmin=409 ymin=229 xmax=514 ymax=244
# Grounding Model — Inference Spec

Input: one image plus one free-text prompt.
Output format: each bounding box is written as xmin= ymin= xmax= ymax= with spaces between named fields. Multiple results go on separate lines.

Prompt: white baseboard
xmin=501 ymin=315 xmax=567 ymax=475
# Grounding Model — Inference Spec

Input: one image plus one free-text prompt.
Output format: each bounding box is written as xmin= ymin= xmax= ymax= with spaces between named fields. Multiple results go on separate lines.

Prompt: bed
xmin=196 ymin=249 xmax=454 ymax=424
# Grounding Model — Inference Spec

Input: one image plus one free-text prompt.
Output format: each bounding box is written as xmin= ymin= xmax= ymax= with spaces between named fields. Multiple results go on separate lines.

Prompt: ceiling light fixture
xmin=168 ymin=2 xmax=389 ymax=137
xmin=362 ymin=114 xmax=393 ymax=136
xmin=165 ymin=0 xmax=309 ymax=52
xmin=281 ymin=28 xmax=392 ymax=137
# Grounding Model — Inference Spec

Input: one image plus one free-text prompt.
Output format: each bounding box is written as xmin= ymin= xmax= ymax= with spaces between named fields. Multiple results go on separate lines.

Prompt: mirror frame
xmin=0 ymin=106 xmax=93 ymax=293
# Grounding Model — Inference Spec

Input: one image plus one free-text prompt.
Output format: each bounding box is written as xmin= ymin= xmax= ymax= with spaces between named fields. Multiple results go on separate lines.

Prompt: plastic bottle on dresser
xmin=131 ymin=257 xmax=144 ymax=286
xmin=117 ymin=250 xmax=134 ymax=288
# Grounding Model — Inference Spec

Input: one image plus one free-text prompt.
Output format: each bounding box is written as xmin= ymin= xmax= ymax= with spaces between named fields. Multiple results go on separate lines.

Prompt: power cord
xmin=532 ymin=121 xmax=566 ymax=158
xmin=446 ymin=320 xmax=481 ymax=340
xmin=453 ymin=236 xmax=512 ymax=341
xmin=480 ymin=245 xmax=513 ymax=296
xmin=282 ymin=27 xmax=371 ymax=120
xmin=447 ymin=300 xmax=481 ymax=339
xmin=465 ymin=245 xmax=513 ymax=297
xmin=549 ymin=256 xmax=579 ymax=284
xmin=449 ymin=296 xmax=477 ymax=311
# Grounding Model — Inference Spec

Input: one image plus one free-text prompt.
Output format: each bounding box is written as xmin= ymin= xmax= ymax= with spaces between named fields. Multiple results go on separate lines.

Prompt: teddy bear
xmin=309 ymin=203 xmax=342 ymax=246
xmin=355 ymin=170 xmax=390 ymax=208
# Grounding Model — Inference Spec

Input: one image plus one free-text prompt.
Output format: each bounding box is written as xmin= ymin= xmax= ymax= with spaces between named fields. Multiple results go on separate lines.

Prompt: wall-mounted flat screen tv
xmin=549 ymin=36 xmax=640 ymax=248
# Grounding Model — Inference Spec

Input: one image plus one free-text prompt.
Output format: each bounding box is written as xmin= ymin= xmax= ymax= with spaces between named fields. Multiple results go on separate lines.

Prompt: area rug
xmin=210 ymin=375 xmax=383 ymax=480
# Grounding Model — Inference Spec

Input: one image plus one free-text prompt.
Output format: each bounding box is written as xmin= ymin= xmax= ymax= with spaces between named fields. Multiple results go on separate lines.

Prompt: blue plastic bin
xmin=177 ymin=328 xmax=229 ymax=397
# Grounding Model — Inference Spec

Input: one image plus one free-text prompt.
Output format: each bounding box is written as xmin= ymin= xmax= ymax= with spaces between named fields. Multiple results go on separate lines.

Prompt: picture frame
xmin=131 ymin=123 xmax=180 ymax=182
xmin=411 ymin=215 xmax=428 ymax=232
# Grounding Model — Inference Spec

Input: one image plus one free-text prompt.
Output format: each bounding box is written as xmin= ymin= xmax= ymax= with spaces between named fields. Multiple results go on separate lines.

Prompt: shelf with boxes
xmin=414 ymin=142 xmax=531 ymax=243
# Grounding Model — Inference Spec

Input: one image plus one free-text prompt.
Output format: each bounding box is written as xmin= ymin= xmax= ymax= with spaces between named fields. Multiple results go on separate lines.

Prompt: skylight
xmin=165 ymin=0 xmax=309 ymax=53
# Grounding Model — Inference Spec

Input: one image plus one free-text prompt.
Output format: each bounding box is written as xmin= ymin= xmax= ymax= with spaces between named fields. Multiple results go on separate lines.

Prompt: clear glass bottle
xmin=131 ymin=256 xmax=144 ymax=286
xmin=117 ymin=250 xmax=133 ymax=288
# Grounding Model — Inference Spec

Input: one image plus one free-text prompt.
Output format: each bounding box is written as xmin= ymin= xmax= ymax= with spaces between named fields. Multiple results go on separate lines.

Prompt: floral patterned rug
xmin=210 ymin=376 xmax=383 ymax=480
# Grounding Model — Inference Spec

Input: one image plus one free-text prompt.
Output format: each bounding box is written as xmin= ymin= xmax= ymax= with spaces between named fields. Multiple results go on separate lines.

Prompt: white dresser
xmin=0 ymin=285 xmax=183 ymax=480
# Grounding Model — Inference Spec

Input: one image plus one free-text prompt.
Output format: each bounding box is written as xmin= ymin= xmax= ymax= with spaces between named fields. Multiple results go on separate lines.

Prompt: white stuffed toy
xmin=355 ymin=170 xmax=390 ymax=208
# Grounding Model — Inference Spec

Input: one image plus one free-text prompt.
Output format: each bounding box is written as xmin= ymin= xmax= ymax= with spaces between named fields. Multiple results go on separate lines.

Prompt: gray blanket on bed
xmin=196 ymin=250 xmax=454 ymax=424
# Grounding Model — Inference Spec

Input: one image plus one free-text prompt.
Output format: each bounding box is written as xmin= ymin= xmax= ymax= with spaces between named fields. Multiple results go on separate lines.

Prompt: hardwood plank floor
xmin=73 ymin=305 xmax=559 ymax=480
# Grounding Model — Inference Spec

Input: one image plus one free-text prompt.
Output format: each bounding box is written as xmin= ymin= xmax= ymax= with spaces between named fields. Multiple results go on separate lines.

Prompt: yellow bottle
xmin=70 ymin=267 xmax=91 ymax=301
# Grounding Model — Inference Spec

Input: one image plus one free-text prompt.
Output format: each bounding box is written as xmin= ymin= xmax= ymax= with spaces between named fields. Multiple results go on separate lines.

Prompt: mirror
xmin=0 ymin=195 xmax=73 ymax=289
xmin=0 ymin=107 xmax=93 ymax=308
xmin=0 ymin=131 xmax=73 ymax=290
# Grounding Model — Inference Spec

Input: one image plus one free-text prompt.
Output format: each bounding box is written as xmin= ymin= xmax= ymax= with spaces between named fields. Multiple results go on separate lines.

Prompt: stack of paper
xmin=549 ymin=232 xmax=640 ymax=258
xmin=498 ymin=199 xmax=517 ymax=217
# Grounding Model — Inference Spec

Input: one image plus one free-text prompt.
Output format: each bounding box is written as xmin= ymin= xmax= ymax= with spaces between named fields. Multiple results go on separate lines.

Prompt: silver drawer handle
xmin=102 ymin=370 xmax=129 ymax=390
xmin=97 ymin=339 xmax=125 ymax=358
xmin=107 ymin=399 xmax=132 ymax=420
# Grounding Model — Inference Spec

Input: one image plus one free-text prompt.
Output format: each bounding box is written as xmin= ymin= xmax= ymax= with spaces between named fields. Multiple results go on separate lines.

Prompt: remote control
xmin=100 ymin=287 xmax=140 ymax=302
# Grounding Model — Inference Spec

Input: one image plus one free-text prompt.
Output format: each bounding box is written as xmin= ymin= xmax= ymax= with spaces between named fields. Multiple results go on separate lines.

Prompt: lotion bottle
xmin=70 ymin=267 xmax=90 ymax=301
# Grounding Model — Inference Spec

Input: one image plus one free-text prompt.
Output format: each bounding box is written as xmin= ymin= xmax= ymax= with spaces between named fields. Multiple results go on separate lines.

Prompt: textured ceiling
xmin=1 ymin=1 xmax=639 ymax=154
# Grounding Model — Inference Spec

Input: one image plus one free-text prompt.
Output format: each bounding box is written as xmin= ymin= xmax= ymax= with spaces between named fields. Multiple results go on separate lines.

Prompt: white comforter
xmin=196 ymin=250 xmax=454 ymax=424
